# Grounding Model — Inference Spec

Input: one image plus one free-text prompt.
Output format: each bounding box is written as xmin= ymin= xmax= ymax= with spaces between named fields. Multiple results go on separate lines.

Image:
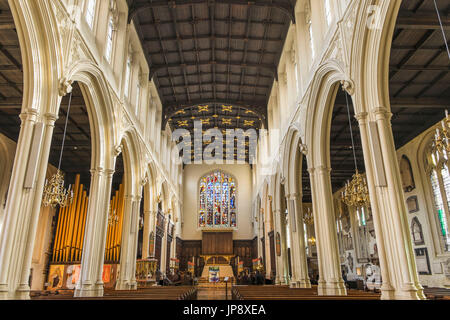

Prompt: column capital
xmin=315 ymin=165 xmax=331 ymax=174
xmin=355 ymin=111 xmax=368 ymax=123
xmin=43 ymin=112 xmax=58 ymax=125
xmin=90 ymin=167 xmax=105 ymax=176
xmin=372 ymin=107 xmax=392 ymax=121
xmin=286 ymin=193 xmax=300 ymax=201
xmin=104 ymin=168 xmax=115 ymax=177
xmin=273 ymin=209 xmax=282 ymax=215
xmin=19 ymin=109 xmax=38 ymax=122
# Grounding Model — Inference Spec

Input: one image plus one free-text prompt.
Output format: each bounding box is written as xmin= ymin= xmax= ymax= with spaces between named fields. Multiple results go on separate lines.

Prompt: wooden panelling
xmin=202 ymin=232 xmax=233 ymax=255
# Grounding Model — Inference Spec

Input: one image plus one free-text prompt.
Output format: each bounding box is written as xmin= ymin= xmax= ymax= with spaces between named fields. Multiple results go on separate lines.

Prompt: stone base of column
xmin=379 ymin=282 xmax=396 ymax=300
xmin=15 ymin=284 xmax=31 ymax=300
xmin=115 ymin=280 xmax=131 ymax=290
xmin=325 ymin=279 xmax=347 ymax=296
xmin=74 ymin=284 xmax=104 ymax=297
xmin=317 ymin=280 xmax=327 ymax=295
xmin=297 ymin=279 xmax=312 ymax=288
xmin=130 ymin=280 xmax=137 ymax=290
xmin=394 ymin=283 xmax=424 ymax=300
xmin=289 ymin=278 xmax=299 ymax=288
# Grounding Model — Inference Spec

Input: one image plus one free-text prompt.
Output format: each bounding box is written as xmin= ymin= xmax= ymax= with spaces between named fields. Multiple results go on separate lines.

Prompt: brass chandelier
xmin=303 ymin=207 xmax=314 ymax=225
xmin=433 ymin=110 xmax=450 ymax=156
xmin=108 ymin=208 xmax=119 ymax=225
xmin=340 ymin=88 xmax=370 ymax=208
xmin=42 ymin=92 xmax=74 ymax=208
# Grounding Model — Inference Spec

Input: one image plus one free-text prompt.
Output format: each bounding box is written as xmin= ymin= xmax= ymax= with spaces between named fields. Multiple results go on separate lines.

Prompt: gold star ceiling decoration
xmin=222 ymin=105 xmax=233 ymax=112
xmin=198 ymin=105 xmax=209 ymax=112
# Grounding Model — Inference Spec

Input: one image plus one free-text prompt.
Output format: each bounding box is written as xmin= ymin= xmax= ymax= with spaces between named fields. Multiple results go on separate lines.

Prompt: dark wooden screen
xmin=202 ymin=232 xmax=233 ymax=255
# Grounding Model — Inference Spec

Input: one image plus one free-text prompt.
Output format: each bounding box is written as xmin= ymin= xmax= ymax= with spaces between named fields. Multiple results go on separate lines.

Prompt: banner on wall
xmin=47 ymin=265 xmax=65 ymax=290
xmin=65 ymin=264 xmax=81 ymax=290
xmin=188 ymin=261 xmax=195 ymax=274
xmin=238 ymin=261 xmax=244 ymax=274
xmin=208 ymin=266 xmax=220 ymax=283
xmin=47 ymin=264 xmax=118 ymax=290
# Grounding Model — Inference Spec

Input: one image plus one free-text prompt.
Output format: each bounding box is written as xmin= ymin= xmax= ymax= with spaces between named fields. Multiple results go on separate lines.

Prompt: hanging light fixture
xmin=340 ymin=88 xmax=370 ymax=208
xmin=42 ymin=92 xmax=74 ymax=208
xmin=108 ymin=207 xmax=119 ymax=225
xmin=303 ymin=207 xmax=314 ymax=225
xmin=433 ymin=110 xmax=450 ymax=157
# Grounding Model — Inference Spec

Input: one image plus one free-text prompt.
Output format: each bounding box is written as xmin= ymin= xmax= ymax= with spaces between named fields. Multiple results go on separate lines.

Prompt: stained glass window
xmin=199 ymin=171 xmax=237 ymax=228
xmin=428 ymin=150 xmax=450 ymax=252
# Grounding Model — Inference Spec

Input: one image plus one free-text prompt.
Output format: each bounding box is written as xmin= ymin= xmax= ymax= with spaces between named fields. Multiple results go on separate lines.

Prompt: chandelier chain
xmin=433 ymin=0 xmax=450 ymax=61
xmin=58 ymin=91 xmax=73 ymax=171
xmin=344 ymin=88 xmax=358 ymax=171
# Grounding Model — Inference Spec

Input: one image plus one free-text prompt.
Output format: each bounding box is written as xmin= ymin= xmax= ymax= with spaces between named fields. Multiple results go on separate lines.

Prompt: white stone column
xmin=142 ymin=209 xmax=152 ymax=258
xmin=115 ymin=193 xmax=141 ymax=290
xmin=309 ymin=166 xmax=346 ymax=296
xmin=308 ymin=167 xmax=326 ymax=295
xmin=160 ymin=212 xmax=168 ymax=274
xmin=356 ymin=109 xmax=424 ymax=299
xmin=75 ymin=168 xmax=114 ymax=297
xmin=0 ymin=110 xmax=57 ymax=300
xmin=286 ymin=194 xmax=311 ymax=288
xmin=273 ymin=209 xmax=285 ymax=285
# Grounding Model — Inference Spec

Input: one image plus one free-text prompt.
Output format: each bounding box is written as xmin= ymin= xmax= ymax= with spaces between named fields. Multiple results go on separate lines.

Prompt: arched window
xmin=324 ymin=0 xmax=333 ymax=26
xmin=305 ymin=1 xmax=315 ymax=60
xmin=199 ymin=171 xmax=237 ymax=228
xmin=124 ymin=56 xmax=131 ymax=98
xmin=427 ymin=147 xmax=450 ymax=252
xmin=85 ymin=0 xmax=96 ymax=29
xmin=105 ymin=15 xmax=115 ymax=62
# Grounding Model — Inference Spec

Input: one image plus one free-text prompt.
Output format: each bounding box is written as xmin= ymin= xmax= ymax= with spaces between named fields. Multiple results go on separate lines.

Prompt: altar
xmin=199 ymin=231 xmax=235 ymax=283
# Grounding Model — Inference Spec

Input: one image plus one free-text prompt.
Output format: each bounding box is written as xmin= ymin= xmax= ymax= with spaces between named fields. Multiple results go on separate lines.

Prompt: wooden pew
xmin=232 ymin=285 xmax=380 ymax=300
xmin=31 ymin=286 xmax=197 ymax=300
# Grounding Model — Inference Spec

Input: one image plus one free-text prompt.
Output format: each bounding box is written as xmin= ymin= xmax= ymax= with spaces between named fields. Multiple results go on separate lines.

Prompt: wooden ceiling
xmin=327 ymin=0 xmax=450 ymax=199
xmin=128 ymin=0 xmax=295 ymax=161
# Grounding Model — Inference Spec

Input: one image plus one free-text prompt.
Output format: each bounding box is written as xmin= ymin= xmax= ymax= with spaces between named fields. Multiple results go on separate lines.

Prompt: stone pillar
xmin=75 ymin=168 xmax=114 ymax=297
xmin=286 ymin=194 xmax=311 ymax=288
xmin=0 ymin=110 xmax=57 ymax=300
xmin=356 ymin=109 xmax=424 ymax=300
xmin=116 ymin=194 xmax=141 ymax=290
xmin=309 ymin=166 xmax=346 ymax=296
xmin=273 ymin=209 xmax=285 ymax=285
xmin=160 ymin=212 xmax=167 ymax=274
xmin=142 ymin=210 xmax=152 ymax=258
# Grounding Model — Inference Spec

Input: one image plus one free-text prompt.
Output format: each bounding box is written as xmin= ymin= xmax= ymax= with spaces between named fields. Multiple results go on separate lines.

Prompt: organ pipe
xmin=51 ymin=174 xmax=125 ymax=263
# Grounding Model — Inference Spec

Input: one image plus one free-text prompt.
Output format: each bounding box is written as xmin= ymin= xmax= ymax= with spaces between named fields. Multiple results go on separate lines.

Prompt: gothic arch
xmin=9 ymin=0 xmax=63 ymax=116
xmin=118 ymin=129 xmax=141 ymax=197
xmin=304 ymin=61 xmax=349 ymax=170
xmin=283 ymin=124 xmax=305 ymax=197
xmin=351 ymin=0 xmax=401 ymax=114
xmin=63 ymin=60 xmax=118 ymax=172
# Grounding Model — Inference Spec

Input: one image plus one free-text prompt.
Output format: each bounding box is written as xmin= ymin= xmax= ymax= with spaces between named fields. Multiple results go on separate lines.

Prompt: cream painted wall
xmin=395 ymin=121 xmax=450 ymax=288
xmin=181 ymin=164 xmax=255 ymax=240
